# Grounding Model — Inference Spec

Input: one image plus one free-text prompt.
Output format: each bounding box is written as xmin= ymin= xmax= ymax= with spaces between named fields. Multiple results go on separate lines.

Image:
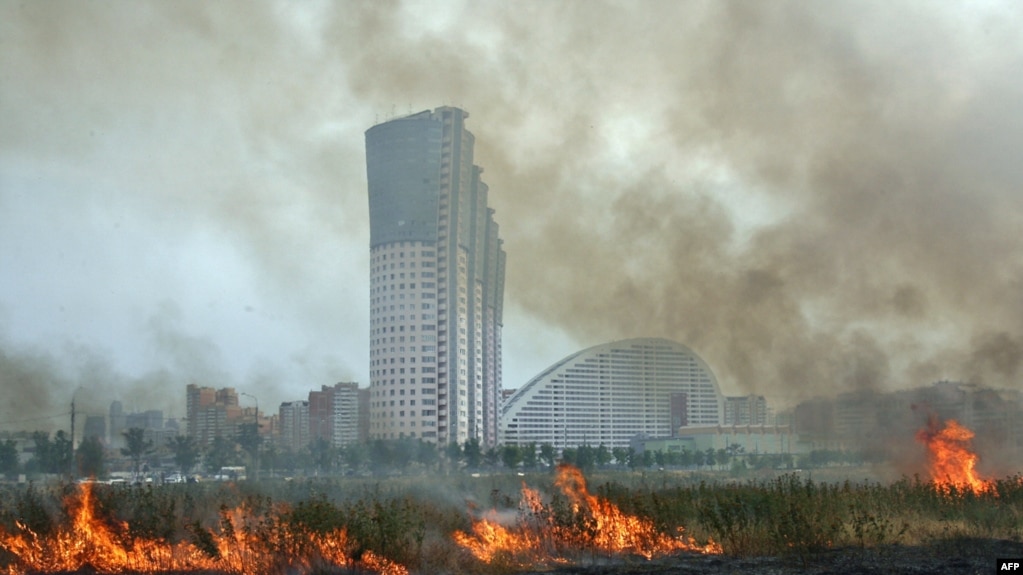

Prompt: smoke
xmin=336 ymin=1 xmax=1023 ymax=398
xmin=0 ymin=337 xmax=69 ymax=431
xmin=3 ymin=0 xmax=1023 ymax=430
xmin=145 ymin=301 xmax=231 ymax=388
xmin=0 ymin=308 xmax=201 ymax=432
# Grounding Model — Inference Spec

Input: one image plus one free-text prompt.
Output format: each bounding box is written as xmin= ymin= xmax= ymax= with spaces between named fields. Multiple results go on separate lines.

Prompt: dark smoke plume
xmin=334 ymin=1 xmax=1023 ymax=400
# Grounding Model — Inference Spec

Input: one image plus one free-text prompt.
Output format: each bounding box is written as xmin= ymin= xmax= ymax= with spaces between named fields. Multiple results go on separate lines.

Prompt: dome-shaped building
xmin=500 ymin=338 xmax=724 ymax=450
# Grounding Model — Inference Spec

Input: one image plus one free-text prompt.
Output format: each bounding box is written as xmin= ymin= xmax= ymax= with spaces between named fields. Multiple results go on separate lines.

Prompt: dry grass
xmin=1 ymin=471 xmax=1020 ymax=574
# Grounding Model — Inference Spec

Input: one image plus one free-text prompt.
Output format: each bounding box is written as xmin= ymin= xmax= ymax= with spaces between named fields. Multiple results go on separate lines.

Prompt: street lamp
xmin=240 ymin=392 xmax=259 ymax=429
xmin=240 ymin=392 xmax=260 ymax=479
xmin=69 ymin=386 xmax=85 ymax=481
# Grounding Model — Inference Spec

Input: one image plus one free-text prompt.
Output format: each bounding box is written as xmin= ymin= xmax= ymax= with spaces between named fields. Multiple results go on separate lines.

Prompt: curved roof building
xmin=500 ymin=338 xmax=724 ymax=450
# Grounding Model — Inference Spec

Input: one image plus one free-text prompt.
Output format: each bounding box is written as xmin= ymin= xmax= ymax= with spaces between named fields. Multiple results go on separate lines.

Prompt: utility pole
xmin=241 ymin=392 xmax=259 ymax=480
xmin=69 ymin=395 xmax=76 ymax=481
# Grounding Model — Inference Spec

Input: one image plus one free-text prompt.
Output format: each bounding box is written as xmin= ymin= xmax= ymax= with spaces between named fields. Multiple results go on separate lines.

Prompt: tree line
xmin=0 ymin=428 xmax=873 ymax=481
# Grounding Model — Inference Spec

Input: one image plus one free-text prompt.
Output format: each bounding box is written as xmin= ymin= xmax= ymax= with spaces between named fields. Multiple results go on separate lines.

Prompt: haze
xmin=2 ymin=1 xmax=1022 ymax=428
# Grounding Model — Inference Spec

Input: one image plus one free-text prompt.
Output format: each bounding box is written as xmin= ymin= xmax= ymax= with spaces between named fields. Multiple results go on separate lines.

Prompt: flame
xmin=916 ymin=418 xmax=993 ymax=495
xmin=455 ymin=464 xmax=721 ymax=567
xmin=0 ymin=482 xmax=407 ymax=575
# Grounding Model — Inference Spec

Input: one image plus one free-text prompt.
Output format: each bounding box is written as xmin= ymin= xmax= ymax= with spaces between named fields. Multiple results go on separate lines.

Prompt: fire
xmin=454 ymin=464 xmax=721 ymax=567
xmin=0 ymin=482 xmax=407 ymax=575
xmin=916 ymin=417 xmax=993 ymax=495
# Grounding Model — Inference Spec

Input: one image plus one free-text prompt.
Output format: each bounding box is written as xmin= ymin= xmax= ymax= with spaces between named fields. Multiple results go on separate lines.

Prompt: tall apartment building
xmin=365 ymin=107 xmax=506 ymax=447
xmin=278 ymin=400 xmax=310 ymax=452
xmin=724 ymin=395 xmax=769 ymax=426
xmin=185 ymin=384 xmax=243 ymax=446
xmin=83 ymin=415 xmax=106 ymax=445
xmin=308 ymin=385 xmax=334 ymax=444
xmin=332 ymin=382 xmax=361 ymax=446
xmin=307 ymin=382 xmax=364 ymax=448
xmin=109 ymin=401 xmax=126 ymax=448
xmin=109 ymin=401 xmax=171 ymax=448
xmin=790 ymin=380 xmax=1022 ymax=456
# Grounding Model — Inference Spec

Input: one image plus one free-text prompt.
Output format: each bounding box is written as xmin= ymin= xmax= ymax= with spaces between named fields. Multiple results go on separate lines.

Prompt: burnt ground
xmin=522 ymin=538 xmax=1023 ymax=575
xmin=37 ymin=538 xmax=1023 ymax=574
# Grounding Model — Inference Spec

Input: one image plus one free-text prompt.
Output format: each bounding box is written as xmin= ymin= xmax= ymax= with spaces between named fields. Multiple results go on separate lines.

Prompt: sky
xmin=2 ymin=1 xmax=1023 ymax=430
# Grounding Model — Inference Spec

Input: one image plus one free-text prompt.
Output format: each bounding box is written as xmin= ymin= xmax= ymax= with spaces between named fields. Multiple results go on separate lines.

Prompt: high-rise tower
xmin=366 ymin=107 xmax=505 ymax=447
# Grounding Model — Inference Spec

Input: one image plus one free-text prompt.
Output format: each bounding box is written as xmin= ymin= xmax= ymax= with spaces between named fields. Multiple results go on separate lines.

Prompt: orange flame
xmin=0 ymin=482 xmax=408 ymax=575
xmin=454 ymin=464 xmax=721 ymax=566
xmin=916 ymin=418 xmax=993 ymax=495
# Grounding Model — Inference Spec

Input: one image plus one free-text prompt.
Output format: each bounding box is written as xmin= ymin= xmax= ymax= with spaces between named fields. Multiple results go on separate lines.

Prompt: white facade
xmin=366 ymin=107 xmax=504 ymax=446
xmin=369 ymin=242 xmax=443 ymax=440
xmin=278 ymin=400 xmax=309 ymax=452
xmin=331 ymin=382 xmax=361 ymax=447
xmin=501 ymin=338 xmax=725 ymax=450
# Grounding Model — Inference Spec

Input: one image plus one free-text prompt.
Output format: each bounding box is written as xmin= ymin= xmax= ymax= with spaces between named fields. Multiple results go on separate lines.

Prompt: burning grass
xmin=916 ymin=417 xmax=994 ymax=495
xmin=453 ymin=464 xmax=721 ymax=569
xmin=0 ymin=481 xmax=409 ymax=575
xmin=1 ymin=463 xmax=1022 ymax=574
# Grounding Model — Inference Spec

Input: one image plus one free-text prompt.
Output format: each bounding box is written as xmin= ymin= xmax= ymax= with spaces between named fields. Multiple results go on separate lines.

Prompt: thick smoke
xmin=335 ymin=1 xmax=1023 ymax=399
xmin=0 ymin=310 xmax=211 ymax=432
xmin=2 ymin=1 xmax=1023 ymax=429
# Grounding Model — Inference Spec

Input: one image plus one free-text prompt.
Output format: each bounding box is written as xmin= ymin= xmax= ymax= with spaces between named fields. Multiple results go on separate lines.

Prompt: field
xmin=1 ymin=466 xmax=1022 ymax=575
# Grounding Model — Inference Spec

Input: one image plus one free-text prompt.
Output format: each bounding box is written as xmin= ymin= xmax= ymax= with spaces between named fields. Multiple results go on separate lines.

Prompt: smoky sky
xmin=2 ymin=1 xmax=1023 ymax=428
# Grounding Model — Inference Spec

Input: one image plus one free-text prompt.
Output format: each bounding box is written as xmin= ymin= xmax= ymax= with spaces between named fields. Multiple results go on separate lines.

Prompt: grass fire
xmin=453 ymin=464 xmax=721 ymax=567
xmin=916 ymin=417 xmax=994 ymax=495
xmin=0 ymin=481 xmax=408 ymax=575
xmin=1 ymin=430 xmax=1021 ymax=574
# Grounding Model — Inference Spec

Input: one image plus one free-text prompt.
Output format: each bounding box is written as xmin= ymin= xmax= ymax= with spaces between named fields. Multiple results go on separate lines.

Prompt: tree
xmin=341 ymin=443 xmax=368 ymax=475
xmin=309 ymin=437 xmax=334 ymax=475
xmin=716 ymin=448 xmax=729 ymax=471
xmin=483 ymin=446 xmax=501 ymax=469
xmin=664 ymin=450 xmax=680 ymax=468
xmin=120 ymin=428 xmax=154 ymax=479
xmin=274 ymin=446 xmax=303 ymax=476
xmin=261 ymin=442 xmax=280 ymax=478
xmin=539 ymin=443 xmax=557 ymax=469
xmin=653 ymin=450 xmax=666 ymax=468
xmin=32 ymin=430 xmax=73 ymax=476
xmin=501 ymin=444 xmax=522 ymax=470
xmin=0 ymin=439 xmax=19 ymax=477
xmin=704 ymin=448 xmax=716 ymax=469
xmin=393 ymin=438 xmax=417 ymax=472
xmin=205 ymin=435 xmax=239 ymax=474
xmin=463 ymin=438 xmax=483 ymax=470
xmin=679 ymin=449 xmax=693 ymax=469
xmin=611 ymin=447 xmax=629 ymax=469
xmin=47 ymin=430 xmax=73 ymax=476
xmin=28 ymin=431 xmax=52 ymax=474
xmin=235 ymin=423 xmax=262 ymax=479
xmin=445 ymin=441 xmax=463 ymax=474
xmin=168 ymin=435 xmax=200 ymax=475
xmin=574 ymin=445 xmax=596 ymax=471
xmin=77 ymin=436 xmax=105 ymax=478
xmin=641 ymin=449 xmax=655 ymax=469
xmin=595 ymin=444 xmax=612 ymax=469
xmin=521 ymin=442 xmax=538 ymax=470
xmin=414 ymin=440 xmax=439 ymax=471
xmin=626 ymin=447 xmax=640 ymax=470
